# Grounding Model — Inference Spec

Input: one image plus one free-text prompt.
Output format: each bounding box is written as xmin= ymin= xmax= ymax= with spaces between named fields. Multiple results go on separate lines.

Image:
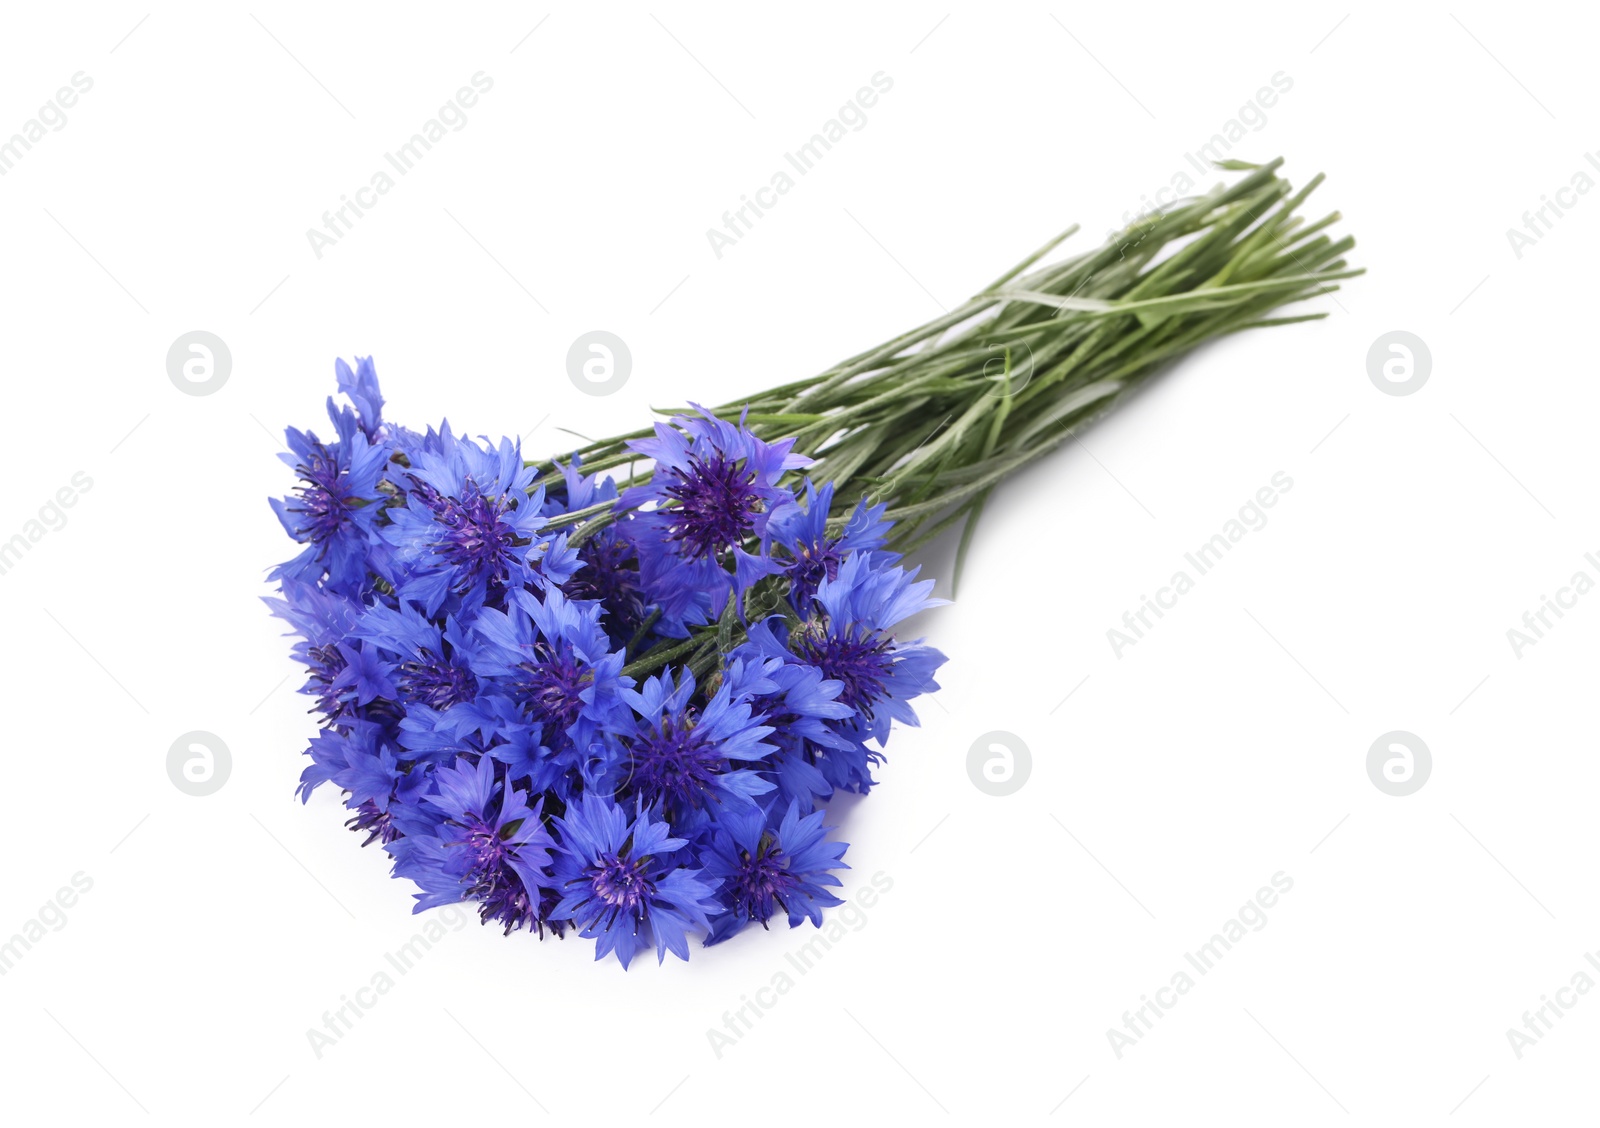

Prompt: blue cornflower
xmin=612 ymin=668 xmax=776 ymax=814
xmin=391 ymin=755 xmax=555 ymax=934
xmin=766 ymin=480 xmax=892 ymax=613
xmin=617 ymin=410 xmax=810 ymax=635
xmin=473 ymin=587 xmax=632 ymax=756
xmin=264 ymin=579 xmax=367 ymax=722
xmin=270 ymin=401 xmax=389 ymax=596
xmin=790 ymin=551 xmax=948 ymax=747
xmin=729 ymin=620 xmax=857 ymax=805
xmin=352 ymin=602 xmax=485 ymax=715
xmin=732 ymin=621 xmax=857 ymax=746
xmin=548 ymin=794 xmax=720 ymax=967
xmin=622 ymin=409 xmax=810 ymax=559
xmin=379 ymin=431 xmax=548 ymax=616
xmin=702 ymin=800 xmax=849 ymax=943
xmin=293 ymin=718 xmax=430 ymax=848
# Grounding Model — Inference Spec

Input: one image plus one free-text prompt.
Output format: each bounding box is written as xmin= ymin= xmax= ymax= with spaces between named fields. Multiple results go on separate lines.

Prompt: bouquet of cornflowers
xmin=268 ymin=160 xmax=1357 ymax=967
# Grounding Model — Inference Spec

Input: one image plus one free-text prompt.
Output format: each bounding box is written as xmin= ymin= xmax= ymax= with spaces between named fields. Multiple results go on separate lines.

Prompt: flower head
xmin=380 ymin=431 xmax=548 ymax=616
xmin=792 ymin=551 xmax=948 ymax=748
xmin=702 ymin=800 xmax=849 ymax=943
xmin=622 ymin=409 xmax=810 ymax=559
xmin=615 ymin=410 xmax=811 ymax=636
xmin=471 ymin=587 xmax=633 ymax=776
xmin=391 ymin=755 xmax=556 ymax=934
xmin=767 ymin=481 xmax=892 ymax=613
xmin=613 ymin=668 xmax=775 ymax=815
xmin=269 ymin=401 xmax=390 ymax=596
xmin=548 ymin=794 xmax=720 ymax=967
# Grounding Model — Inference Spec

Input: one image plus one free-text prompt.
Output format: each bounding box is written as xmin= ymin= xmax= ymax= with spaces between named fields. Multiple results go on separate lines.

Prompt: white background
xmin=0 ymin=1 xmax=1594 ymax=1123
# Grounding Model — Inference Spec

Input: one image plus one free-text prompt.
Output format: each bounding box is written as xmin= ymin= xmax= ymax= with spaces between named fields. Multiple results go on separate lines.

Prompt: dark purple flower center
xmin=398 ymin=651 xmax=478 ymax=709
xmin=460 ymin=814 xmax=514 ymax=875
xmin=456 ymin=815 xmax=540 ymax=934
xmin=419 ymin=478 xmax=523 ymax=590
xmin=568 ymin=532 xmax=647 ymax=634
xmin=346 ymin=799 xmax=400 ymax=846
xmin=537 ymin=889 xmax=567 ymax=938
xmin=305 ymin=643 xmax=349 ymax=720
xmin=794 ymin=627 xmax=894 ymax=716
xmin=477 ymin=878 xmax=539 ymax=935
xmin=290 ymin=450 xmax=362 ymax=545
xmin=662 ymin=453 xmax=763 ymax=557
xmin=731 ymin=837 xmax=797 ymax=925
xmin=588 ymin=852 xmax=654 ymax=912
xmin=627 ymin=716 xmax=723 ymax=808
xmin=516 ymin=642 xmax=592 ymax=737
xmin=786 ymin=539 xmax=843 ymax=610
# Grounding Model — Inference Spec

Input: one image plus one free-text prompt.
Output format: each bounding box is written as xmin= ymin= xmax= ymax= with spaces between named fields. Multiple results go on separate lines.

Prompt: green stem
xmin=527 ymin=160 xmax=1358 ymax=676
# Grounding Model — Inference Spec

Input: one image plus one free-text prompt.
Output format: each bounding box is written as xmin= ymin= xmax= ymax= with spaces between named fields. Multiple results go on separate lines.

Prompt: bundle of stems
xmin=533 ymin=159 xmax=1357 ymax=671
